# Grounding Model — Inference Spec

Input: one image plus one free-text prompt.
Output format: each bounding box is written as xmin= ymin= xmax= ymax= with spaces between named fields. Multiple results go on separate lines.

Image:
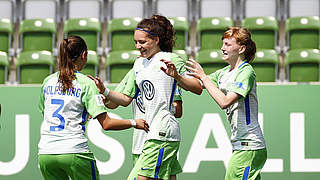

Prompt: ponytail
xmin=58 ymin=36 xmax=87 ymax=92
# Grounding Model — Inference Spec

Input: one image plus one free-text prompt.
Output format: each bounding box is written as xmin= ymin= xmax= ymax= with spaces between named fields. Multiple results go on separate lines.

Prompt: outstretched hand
xmin=87 ymin=75 xmax=106 ymax=94
xmin=135 ymin=119 xmax=149 ymax=133
xmin=185 ymin=59 xmax=206 ymax=80
xmin=160 ymin=59 xmax=178 ymax=79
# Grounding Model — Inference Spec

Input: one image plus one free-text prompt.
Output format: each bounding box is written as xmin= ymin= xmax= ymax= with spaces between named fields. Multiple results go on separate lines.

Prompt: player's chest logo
xmin=141 ymin=80 xmax=155 ymax=100
xmin=135 ymin=91 xmax=145 ymax=113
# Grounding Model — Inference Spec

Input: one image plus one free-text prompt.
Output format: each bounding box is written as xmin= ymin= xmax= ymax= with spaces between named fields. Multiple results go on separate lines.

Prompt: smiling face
xmin=134 ymin=30 xmax=160 ymax=59
xmin=221 ymin=37 xmax=244 ymax=64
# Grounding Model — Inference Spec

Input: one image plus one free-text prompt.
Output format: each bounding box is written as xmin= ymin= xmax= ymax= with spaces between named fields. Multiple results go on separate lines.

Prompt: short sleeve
xmin=118 ymin=68 xmax=137 ymax=97
xmin=81 ymin=80 xmax=108 ymax=119
xmin=208 ymin=71 xmax=219 ymax=87
xmin=228 ymin=66 xmax=255 ymax=98
xmin=171 ymin=53 xmax=186 ymax=75
xmin=115 ymin=68 xmax=134 ymax=95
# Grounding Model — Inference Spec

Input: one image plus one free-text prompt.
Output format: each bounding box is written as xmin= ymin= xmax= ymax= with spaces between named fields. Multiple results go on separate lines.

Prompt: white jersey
xmin=209 ymin=62 xmax=266 ymax=151
xmin=131 ymin=87 xmax=182 ymax=154
xmin=124 ymin=52 xmax=186 ymax=142
xmin=38 ymin=72 xmax=107 ymax=154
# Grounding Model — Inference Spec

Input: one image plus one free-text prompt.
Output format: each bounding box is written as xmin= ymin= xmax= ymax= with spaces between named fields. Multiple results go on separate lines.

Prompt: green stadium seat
xmin=0 ymin=51 xmax=9 ymax=84
xmin=241 ymin=16 xmax=279 ymax=50
xmin=252 ymin=49 xmax=279 ymax=82
xmin=80 ymin=50 xmax=99 ymax=77
xmin=285 ymin=49 xmax=320 ymax=82
xmin=196 ymin=17 xmax=234 ymax=51
xmin=16 ymin=50 xmax=54 ymax=84
xmin=19 ymin=18 xmax=57 ymax=52
xmin=169 ymin=17 xmax=189 ymax=51
xmin=107 ymin=17 xmax=141 ymax=52
xmin=0 ymin=18 xmax=13 ymax=55
xmin=195 ymin=49 xmax=228 ymax=74
xmin=64 ymin=18 xmax=102 ymax=53
xmin=285 ymin=16 xmax=320 ymax=50
xmin=106 ymin=50 xmax=140 ymax=83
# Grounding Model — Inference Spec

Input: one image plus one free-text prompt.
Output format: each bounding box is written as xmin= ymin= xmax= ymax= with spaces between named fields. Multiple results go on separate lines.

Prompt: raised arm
xmin=160 ymin=59 xmax=202 ymax=95
xmin=185 ymin=59 xmax=239 ymax=109
xmin=87 ymin=75 xmax=133 ymax=107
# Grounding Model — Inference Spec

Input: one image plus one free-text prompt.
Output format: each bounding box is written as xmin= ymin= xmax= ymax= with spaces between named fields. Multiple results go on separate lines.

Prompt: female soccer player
xmin=185 ymin=27 xmax=267 ymax=180
xmin=37 ymin=35 xmax=149 ymax=180
xmin=89 ymin=70 xmax=183 ymax=168
xmin=99 ymin=15 xmax=202 ymax=180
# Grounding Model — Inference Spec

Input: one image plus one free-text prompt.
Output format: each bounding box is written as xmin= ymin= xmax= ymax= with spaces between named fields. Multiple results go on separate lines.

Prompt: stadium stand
xmin=285 ymin=49 xmax=320 ymax=82
xmin=107 ymin=17 xmax=141 ymax=51
xmin=106 ymin=50 xmax=139 ymax=83
xmin=14 ymin=0 xmax=58 ymax=84
xmin=108 ymin=0 xmax=147 ymax=19
xmin=151 ymin=0 xmax=191 ymax=51
xmin=0 ymin=18 xmax=13 ymax=55
xmin=64 ymin=0 xmax=104 ymax=21
xmin=0 ymin=0 xmax=16 ymax=21
xmin=2 ymin=0 xmax=320 ymax=84
xmin=196 ymin=17 xmax=234 ymax=51
xmin=152 ymin=0 xmax=192 ymax=21
xmin=241 ymin=16 xmax=279 ymax=50
xmin=64 ymin=18 xmax=102 ymax=52
xmin=63 ymin=18 xmax=101 ymax=77
xmin=169 ymin=17 xmax=189 ymax=51
xmin=19 ymin=18 xmax=57 ymax=52
xmin=0 ymin=51 xmax=9 ymax=84
xmin=21 ymin=0 xmax=60 ymax=22
xmin=284 ymin=0 xmax=320 ymax=18
xmin=240 ymin=0 xmax=281 ymax=20
xmin=252 ymin=49 xmax=279 ymax=82
xmin=16 ymin=50 xmax=54 ymax=84
xmin=285 ymin=16 xmax=320 ymax=50
xmin=64 ymin=0 xmax=104 ymax=78
xmin=196 ymin=0 xmax=236 ymax=20
xmin=195 ymin=49 xmax=227 ymax=74
xmin=80 ymin=50 xmax=100 ymax=77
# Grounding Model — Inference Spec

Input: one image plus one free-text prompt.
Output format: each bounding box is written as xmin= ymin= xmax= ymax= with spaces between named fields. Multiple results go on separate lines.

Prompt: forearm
xmin=105 ymin=101 xmax=119 ymax=109
xmin=97 ymin=113 xmax=133 ymax=130
xmin=106 ymin=90 xmax=132 ymax=107
xmin=176 ymin=75 xmax=202 ymax=95
xmin=102 ymin=118 xmax=133 ymax=130
xmin=201 ymin=76 xmax=237 ymax=109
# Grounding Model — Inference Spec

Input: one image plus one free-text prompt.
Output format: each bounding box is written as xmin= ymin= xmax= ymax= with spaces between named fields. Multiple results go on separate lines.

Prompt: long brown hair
xmin=58 ymin=35 xmax=87 ymax=92
xmin=222 ymin=27 xmax=256 ymax=63
xmin=137 ymin=15 xmax=176 ymax=52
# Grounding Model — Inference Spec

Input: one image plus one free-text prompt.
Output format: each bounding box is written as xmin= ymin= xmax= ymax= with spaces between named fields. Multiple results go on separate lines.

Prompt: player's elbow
xmin=219 ymin=101 xmax=232 ymax=110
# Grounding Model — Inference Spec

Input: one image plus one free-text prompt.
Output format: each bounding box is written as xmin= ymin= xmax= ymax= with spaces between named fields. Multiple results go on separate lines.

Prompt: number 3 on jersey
xmin=50 ymin=99 xmax=65 ymax=131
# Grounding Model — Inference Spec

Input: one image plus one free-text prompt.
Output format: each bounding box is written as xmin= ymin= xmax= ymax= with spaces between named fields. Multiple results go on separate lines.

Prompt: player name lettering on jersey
xmin=43 ymin=85 xmax=82 ymax=98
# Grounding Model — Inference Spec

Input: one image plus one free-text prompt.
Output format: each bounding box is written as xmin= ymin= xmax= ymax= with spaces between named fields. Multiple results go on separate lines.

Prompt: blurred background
xmin=0 ymin=0 xmax=320 ymax=85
